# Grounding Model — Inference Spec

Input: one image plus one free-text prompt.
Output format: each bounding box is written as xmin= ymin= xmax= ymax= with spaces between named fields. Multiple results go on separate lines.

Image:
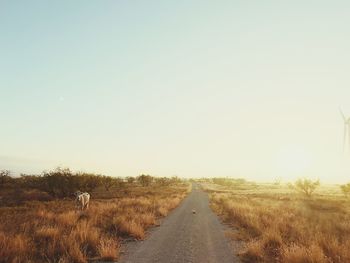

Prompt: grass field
xmin=0 ymin=183 xmax=190 ymax=263
xmin=203 ymin=182 xmax=350 ymax=263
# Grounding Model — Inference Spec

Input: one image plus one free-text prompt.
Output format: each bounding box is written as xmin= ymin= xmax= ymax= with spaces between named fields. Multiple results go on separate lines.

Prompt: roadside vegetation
xmin=203 ymin=178 xmax=350 ymax=263
xmin=0 ymin=168 xmax=190 ymax=263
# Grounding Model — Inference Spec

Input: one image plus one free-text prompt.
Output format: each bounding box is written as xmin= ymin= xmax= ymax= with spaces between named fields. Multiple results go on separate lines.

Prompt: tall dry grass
xmin=207 ymin=183 xmax=350 ymax=263
xmin=0 ymin=184 xmax=188 ymax=263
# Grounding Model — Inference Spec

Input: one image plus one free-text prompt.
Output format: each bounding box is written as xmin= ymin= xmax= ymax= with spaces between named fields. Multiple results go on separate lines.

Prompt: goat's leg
xmin=75 ymin=202 xmax=80 ymax=212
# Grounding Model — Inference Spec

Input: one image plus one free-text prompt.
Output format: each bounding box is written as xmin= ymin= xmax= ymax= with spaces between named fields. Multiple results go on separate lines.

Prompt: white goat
xmin=74 ymin=191 xmax=90 ymax=211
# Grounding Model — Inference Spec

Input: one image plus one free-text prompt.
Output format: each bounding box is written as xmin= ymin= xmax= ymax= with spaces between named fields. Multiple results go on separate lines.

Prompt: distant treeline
xmin=212 ymin=177 xmax=248 ymax=186
xmin=207 ymin=176 xmax=350 ymax=198
xmin=195 ymin=177 xmax=249 ymax=187
xmin=0 ymin=168 xmax=182 ymax=198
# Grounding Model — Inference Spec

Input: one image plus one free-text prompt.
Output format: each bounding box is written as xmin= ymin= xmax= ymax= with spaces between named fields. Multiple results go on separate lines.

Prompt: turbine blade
xmin=340 ymin=107 xmax=346 ymax=121
xmin=344 ymin=124 xmax=347 ymax=153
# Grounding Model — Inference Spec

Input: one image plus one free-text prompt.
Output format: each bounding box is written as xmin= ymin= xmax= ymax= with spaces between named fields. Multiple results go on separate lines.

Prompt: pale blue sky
xmin=1 ymin=1 xmax=350 ymax=182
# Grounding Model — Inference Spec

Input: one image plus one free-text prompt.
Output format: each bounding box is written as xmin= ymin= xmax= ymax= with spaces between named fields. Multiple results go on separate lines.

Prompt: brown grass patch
xmin=207 ymin=183 xmax=350 ymax=263
xmin=0 ymin=183 xmax=189 ymax=262
xmin=0 ymin=232 xmax=33 ymax=263
xmin=98 ymin=237 xmax=120 ymax=261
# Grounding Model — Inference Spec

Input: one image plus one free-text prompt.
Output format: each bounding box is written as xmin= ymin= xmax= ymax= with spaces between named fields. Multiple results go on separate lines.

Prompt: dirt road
xmin=119 ymin=184 xmax=239 ymax=263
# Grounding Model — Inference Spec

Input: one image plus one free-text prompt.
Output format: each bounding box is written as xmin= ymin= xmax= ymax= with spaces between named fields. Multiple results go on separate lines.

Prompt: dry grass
xmin=98 ymin=237 xmax=120 ymax=261
xmin=206 ymin=182 xmax=350 ymax=263
xmin=0 ymin=184 xmax=188 ymax=263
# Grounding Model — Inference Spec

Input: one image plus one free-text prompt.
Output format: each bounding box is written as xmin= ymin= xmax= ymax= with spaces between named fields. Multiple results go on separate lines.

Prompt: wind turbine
xmin=340 ymin=108 xmax=350 ymax=154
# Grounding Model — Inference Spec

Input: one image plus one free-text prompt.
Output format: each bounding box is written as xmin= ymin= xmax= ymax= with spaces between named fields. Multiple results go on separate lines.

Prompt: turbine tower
xmin=340 ymin=108 xmax=350 ymax=154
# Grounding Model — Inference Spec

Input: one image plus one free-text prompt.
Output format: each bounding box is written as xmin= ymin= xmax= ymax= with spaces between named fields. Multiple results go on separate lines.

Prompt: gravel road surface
xmin=119 ymin=184 xmax=239 ymax=263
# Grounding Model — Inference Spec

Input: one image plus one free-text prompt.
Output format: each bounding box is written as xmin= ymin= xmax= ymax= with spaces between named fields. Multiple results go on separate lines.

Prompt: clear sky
xmin=1 ymin=1 xmax=350 ymax=182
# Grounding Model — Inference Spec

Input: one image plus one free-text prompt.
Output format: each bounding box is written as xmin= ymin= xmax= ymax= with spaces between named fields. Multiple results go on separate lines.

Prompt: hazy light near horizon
xmin=1 ymin=1 xmax=350 ymax=183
